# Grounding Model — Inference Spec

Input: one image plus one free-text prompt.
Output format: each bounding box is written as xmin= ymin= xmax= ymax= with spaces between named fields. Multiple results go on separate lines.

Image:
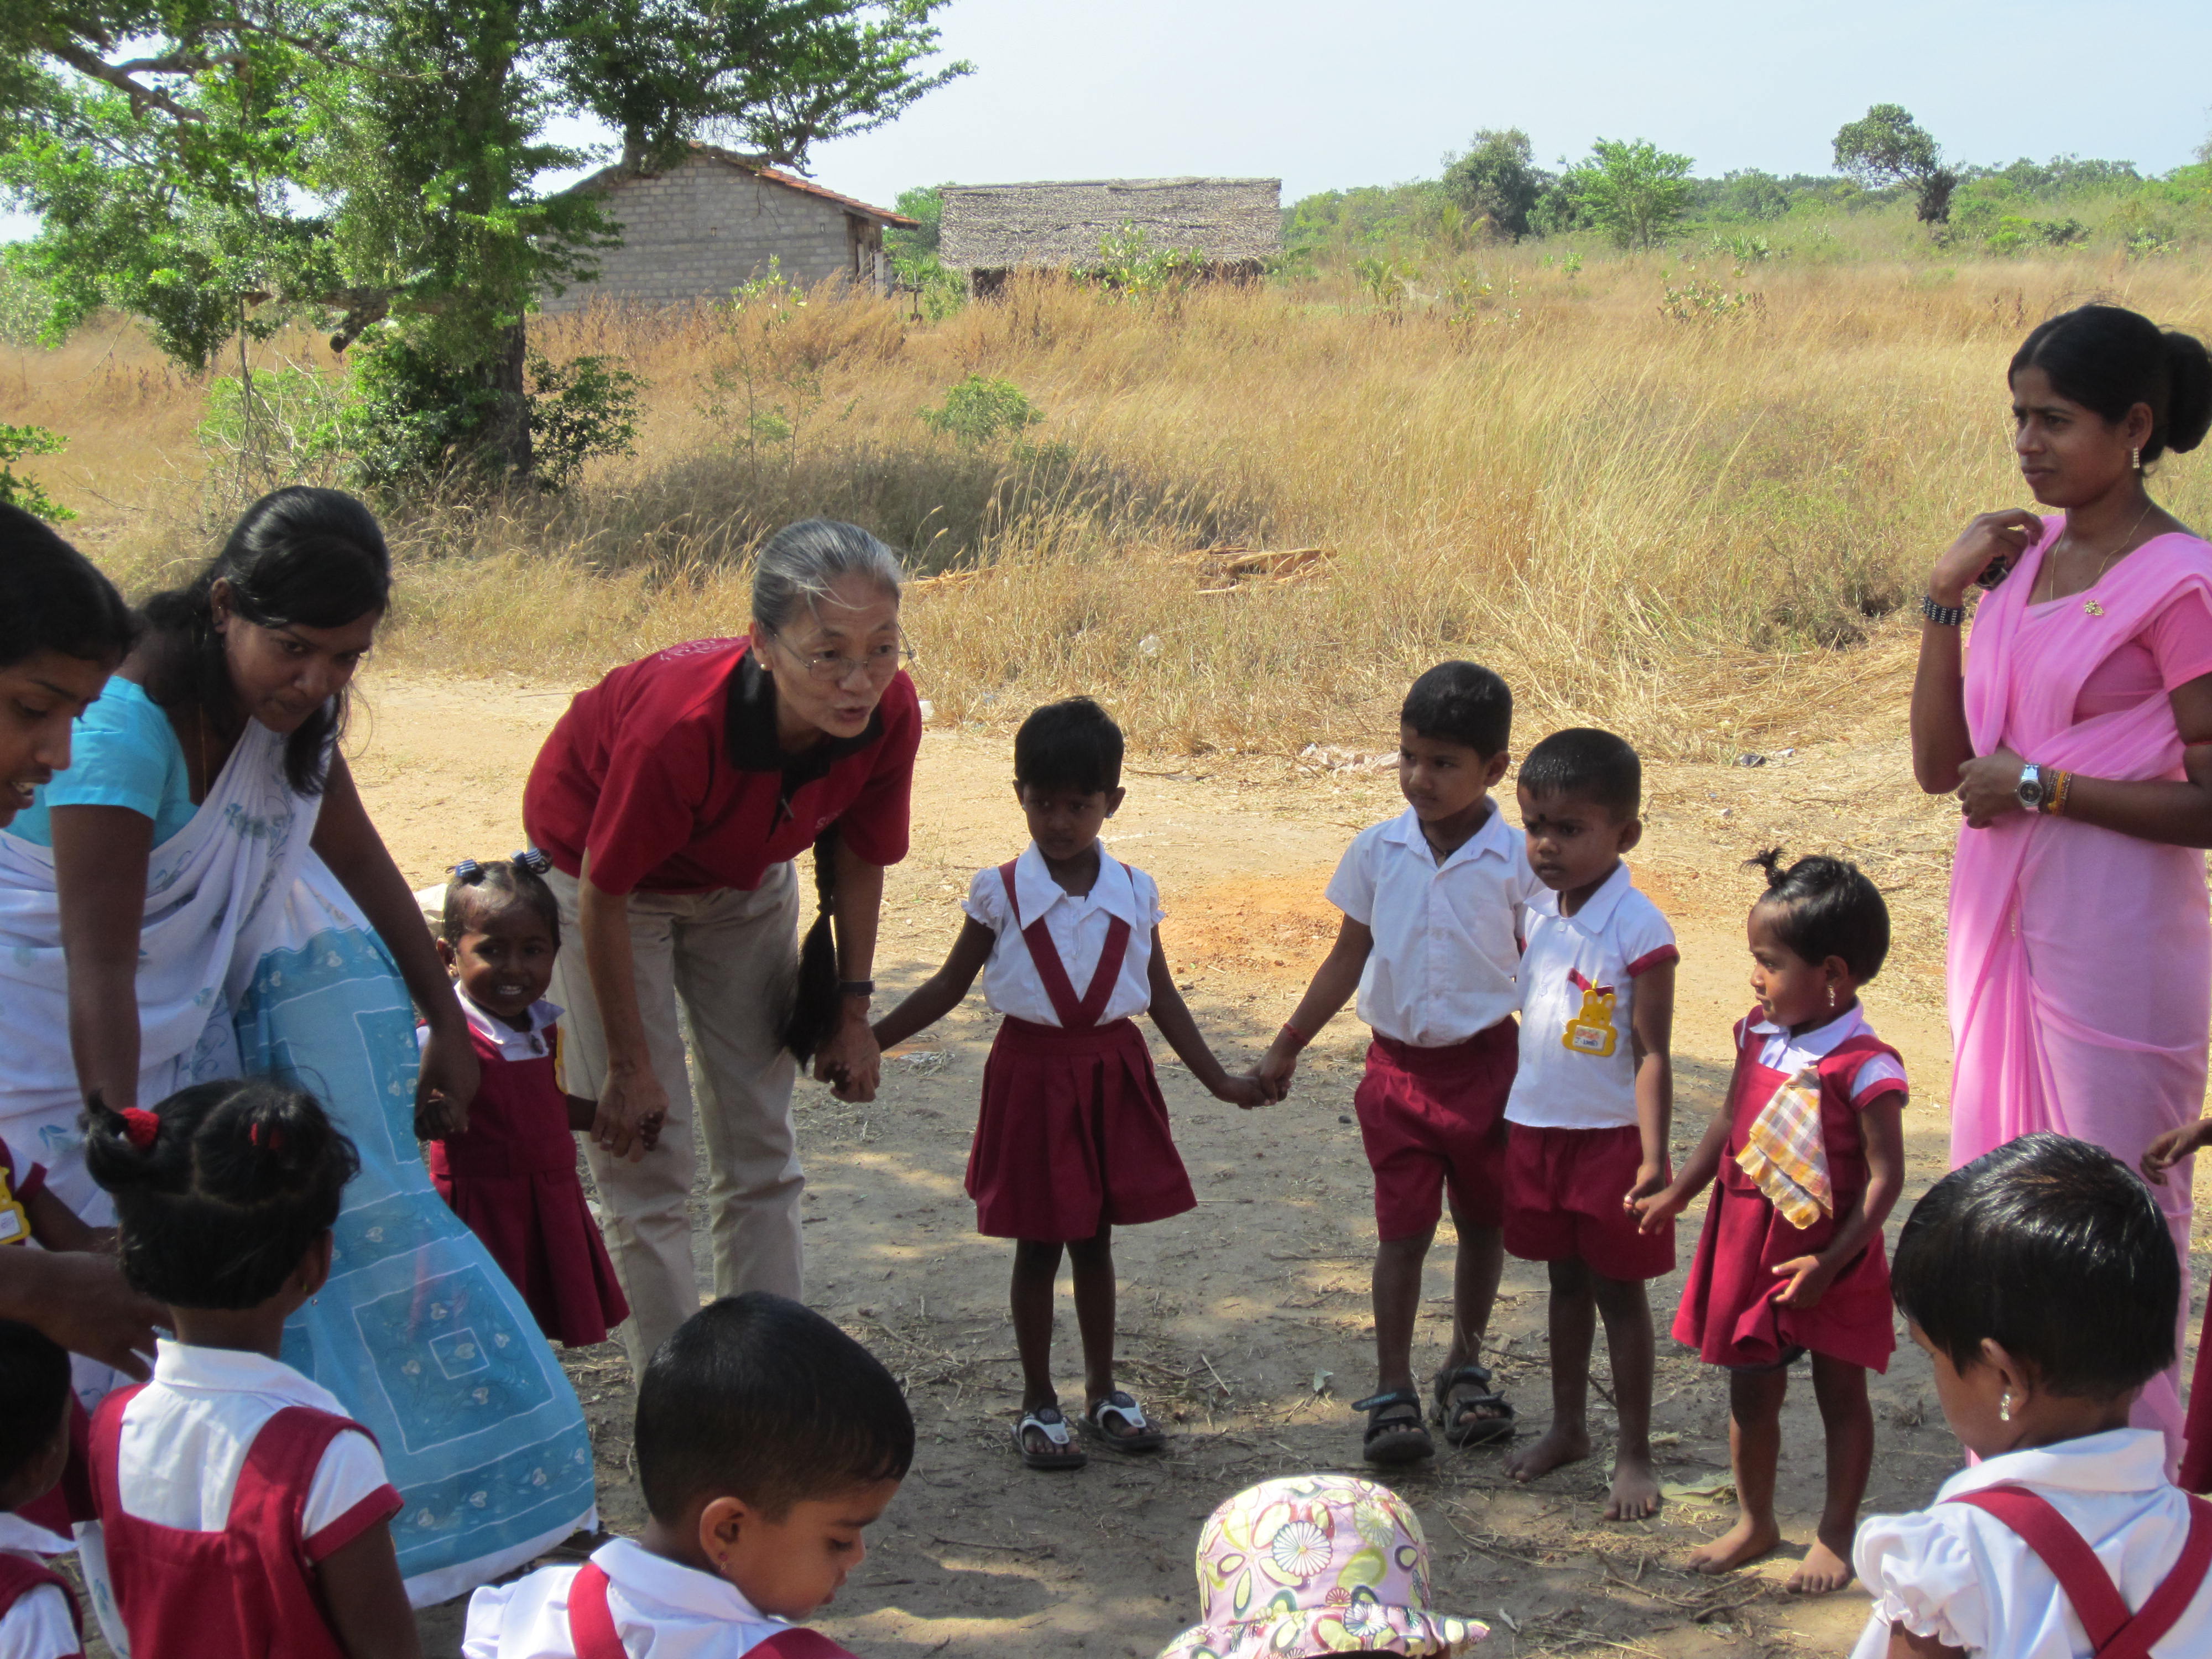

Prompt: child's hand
xmin=1771 ymin=1254 xmax=1834 ymax=1308
xmin=2142 ymin=1120 xmax=2212 ymax=1184
xmin=1215 ymin=1072 xmax=1271 ymax=1110
xmin=1625 ymin=1161 xmax=1670 ymax=1209
xmin=1255 ymin=1043 xmax=1298 ymax=1101
xmin=414 ymin=1091 xmax=467 ymax=1141
xmin=1631 ymin=1181 xmax=1687 ymax=1233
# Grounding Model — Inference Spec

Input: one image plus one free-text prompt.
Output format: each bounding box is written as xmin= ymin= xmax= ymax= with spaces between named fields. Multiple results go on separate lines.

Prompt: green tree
xmin=1559 ymin=138 xmax=1695 ymax=249
xmin=1833 ymin=103 xmax=1959 ymax=223
xmin=0 ymin=422 xmax=73 ymax=521
xmin=1441 ymin=128 xmax=1549 ymax=239
xmin=0 ymin=0 xmax=968 ymax=484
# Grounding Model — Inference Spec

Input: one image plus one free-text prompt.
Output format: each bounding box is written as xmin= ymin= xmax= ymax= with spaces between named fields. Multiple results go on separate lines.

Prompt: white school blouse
xmin=962 ymin=844 xmax=1162 ymax=1027
xmin=1850 ymin=1428 xmax=2212 ymax=1659
xmin=0 ymin=1514 xmax=80 ymax=1659
xmin=463 ymin=1536 xmax=796 ymax=1658
xmin=1747 ymin=1004 xmax=1908 ymax=1104
xmin=1323 ymin=805 xmax=1544 ymax=1047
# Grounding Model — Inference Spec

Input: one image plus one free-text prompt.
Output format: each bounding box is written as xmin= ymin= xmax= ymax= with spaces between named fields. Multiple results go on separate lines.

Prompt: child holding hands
xmin=872 ymin=698 xmax=1266 ymax=1470
xmin=1643 ymin=851 xmax=1907 ymax=1593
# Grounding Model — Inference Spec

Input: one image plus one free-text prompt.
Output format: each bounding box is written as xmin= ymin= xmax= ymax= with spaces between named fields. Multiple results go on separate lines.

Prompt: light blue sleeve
xmin=8 ymin=680 xmax=192 ymax=847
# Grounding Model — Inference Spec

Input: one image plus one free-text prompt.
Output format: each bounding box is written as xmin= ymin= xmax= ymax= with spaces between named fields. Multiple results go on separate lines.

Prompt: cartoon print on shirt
xmin=1561 ymin=969 xmax=1619 ymax=1058
xmin=0 ymin=1166 xmax=24 ymax=1245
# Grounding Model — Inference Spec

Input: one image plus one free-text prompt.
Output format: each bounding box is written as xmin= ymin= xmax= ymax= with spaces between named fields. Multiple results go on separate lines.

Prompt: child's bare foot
xmin=1786 ymin=1538 xmax=1855 ymax=1594
xmin=1505 ymin=1422 xmax=1590 ymax=1484
xmin=1686 ymin=1516 xmax=1781 ymax=1575
xmin=1606 ymin=1453 xmax=1663 ymax=1521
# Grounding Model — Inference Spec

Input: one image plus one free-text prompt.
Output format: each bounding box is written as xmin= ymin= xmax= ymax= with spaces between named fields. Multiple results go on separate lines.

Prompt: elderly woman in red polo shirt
xmin=524 ymin=519 xmax=920 ymax=1371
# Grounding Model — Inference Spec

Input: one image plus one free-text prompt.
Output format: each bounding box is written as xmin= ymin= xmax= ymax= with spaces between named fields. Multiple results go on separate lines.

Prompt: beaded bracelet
xmin=1279 ymin=1020 xmax=1312 ymax=1053
xmin=1921 ymin=593 xmax=1965 ymax=628
xmin=2046 ymin=770 xmax=2074 ymax=817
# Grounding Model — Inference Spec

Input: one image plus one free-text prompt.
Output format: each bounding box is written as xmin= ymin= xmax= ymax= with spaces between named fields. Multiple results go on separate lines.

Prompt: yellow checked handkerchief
xmin=1734 ymin=1065 xmax=1832 ymax=1230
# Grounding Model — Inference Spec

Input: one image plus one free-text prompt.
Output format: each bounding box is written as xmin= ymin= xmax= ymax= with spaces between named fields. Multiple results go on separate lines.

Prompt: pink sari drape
xmin=1950 ymin=519 xmax=2212 ymax=1463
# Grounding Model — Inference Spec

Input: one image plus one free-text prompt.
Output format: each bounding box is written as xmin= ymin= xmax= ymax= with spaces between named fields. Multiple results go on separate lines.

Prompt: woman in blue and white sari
xmin=0 ymin=488 xmax=593 ymax=1606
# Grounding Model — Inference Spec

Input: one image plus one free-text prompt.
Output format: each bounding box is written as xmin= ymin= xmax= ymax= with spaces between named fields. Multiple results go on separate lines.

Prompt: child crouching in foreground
xmin=873 ymin=697 xmax=1266 ymax=1470
xmin=465 ymin=1292 xmax=910 ymax=1657
xmin=1850 ymin=1134 xmax=2211 ymax=1658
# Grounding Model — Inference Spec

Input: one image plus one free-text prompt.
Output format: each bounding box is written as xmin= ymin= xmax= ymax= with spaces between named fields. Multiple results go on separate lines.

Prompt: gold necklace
xmin=2036 ymin=500 xmax=2156 ymax=615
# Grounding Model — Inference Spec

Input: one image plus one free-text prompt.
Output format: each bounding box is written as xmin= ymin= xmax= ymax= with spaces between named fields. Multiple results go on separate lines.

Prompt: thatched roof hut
xmin=939 ymin=178 xmax=1281 ymax=289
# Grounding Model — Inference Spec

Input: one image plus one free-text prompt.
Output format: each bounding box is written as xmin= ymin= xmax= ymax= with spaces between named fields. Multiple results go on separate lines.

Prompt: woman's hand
xmin=413 ymin=1021 xmax=480 ymax=1141
xmin=1931 ymin=509 xmax=2043 ymax=605
xmin=1955 ymin=746 xmax=2033 ymax=828
xmin=0 ymin=1250 xmax=165 ymax=1378
xmin=593 ymin=1062 xmax=668 ymax=1161
xmin=2143 ymin=1119 xmax=2212 ymax=1184
xmin=818 ymin=1006 xmax=881 ymax=1103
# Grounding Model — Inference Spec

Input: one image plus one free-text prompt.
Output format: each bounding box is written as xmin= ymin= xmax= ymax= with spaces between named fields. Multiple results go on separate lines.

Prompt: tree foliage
xmin=1559 ymin=138 xmax=1695 ymax=249
xmin=1441 ymin=128 xmax=1549 ymax=240
xmin=1833 ymin=103 xmax=1958 ymax=223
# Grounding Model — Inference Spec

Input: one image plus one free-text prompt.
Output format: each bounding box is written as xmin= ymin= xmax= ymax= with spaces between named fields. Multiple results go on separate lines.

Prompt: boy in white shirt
xmin=1259 ymin=662 xmax=1544 ymax=1467
xmin=1503 ymin=728 xmax=1677 ymax=1522
xmin=464 ymin=1293 xmax=909 ymax=1659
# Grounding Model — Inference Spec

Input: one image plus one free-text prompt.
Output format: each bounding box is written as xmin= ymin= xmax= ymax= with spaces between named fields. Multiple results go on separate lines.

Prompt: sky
xmin=7 ymin=0 xmax=2210 ymax=241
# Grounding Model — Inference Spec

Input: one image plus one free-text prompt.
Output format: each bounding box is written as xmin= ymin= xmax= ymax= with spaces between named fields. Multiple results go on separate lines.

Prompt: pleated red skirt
xmin=965 ymin=1015 xmax=1196 ymax=1241
xmin=2180 ymin=1312 xmax=2212 ymax=1490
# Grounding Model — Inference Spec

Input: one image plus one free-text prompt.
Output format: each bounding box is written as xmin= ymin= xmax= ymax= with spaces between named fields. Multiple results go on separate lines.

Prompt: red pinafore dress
xmin=90 ymin=1387 xmax=400 ymax=1659
xmin=430 ymin=1021 xmax=629 ymax=1347
xmin=1671 ymin=1010 xmax=1902 ymax=1372
xmin=0 ymin=1553 xmax=83 ymax=1658
xmin=563 ymin=1562 xmax=860 ymax=1659
xmin=964 ymin=862 xmax=1197 ymax=1242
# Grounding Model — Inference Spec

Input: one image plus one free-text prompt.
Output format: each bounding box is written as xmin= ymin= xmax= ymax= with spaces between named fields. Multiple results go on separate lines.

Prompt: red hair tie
xmin=249 ymin=1123 xmax=285 ymax=1153
xmin=118 ymin=1108 xmax=160 ymax=1150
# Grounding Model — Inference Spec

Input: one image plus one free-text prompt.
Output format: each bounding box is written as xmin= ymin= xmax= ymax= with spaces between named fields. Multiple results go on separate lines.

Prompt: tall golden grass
xmin=12 ymin=242 xmax=2212 ymax=759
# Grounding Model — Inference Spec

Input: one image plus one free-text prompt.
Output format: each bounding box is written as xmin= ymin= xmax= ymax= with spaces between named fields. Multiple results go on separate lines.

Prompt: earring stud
xmin=2132 ymin=446 xmax=2143 ymax=472
xmin=1999 ymin=1392 xmax=2012 ymax=1423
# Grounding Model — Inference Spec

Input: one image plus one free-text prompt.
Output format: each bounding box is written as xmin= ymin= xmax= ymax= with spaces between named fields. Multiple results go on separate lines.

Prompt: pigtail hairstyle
xmin=0 ymin=506 xmax=138 ymax=670
xmin=2011 ymin=305 xmax=2212 ymax=465
xmin=441 ymin=852 xmax=560 ymax=945
xmin=1745 ymin=847 xmax=1890 ymax=982
xmin=138 ymin=487 xmax=392 ymax=798
xmin=83 ymin=1079 xmax=360 ymax=1310
xmin=780 ymin=824 xmax=842 ymax=1066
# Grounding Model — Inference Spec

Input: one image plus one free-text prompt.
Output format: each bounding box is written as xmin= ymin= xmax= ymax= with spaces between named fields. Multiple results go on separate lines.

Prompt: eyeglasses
xmin=766 ymin=629 xmax=914 ymax=685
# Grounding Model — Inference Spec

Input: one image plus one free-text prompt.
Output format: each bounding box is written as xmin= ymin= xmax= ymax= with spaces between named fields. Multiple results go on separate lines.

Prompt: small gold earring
xmin=1999 ymin=1392 xmax=2012 ymax=1423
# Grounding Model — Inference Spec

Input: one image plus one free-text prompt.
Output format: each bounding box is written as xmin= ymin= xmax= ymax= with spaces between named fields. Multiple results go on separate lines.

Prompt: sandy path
xmin=343 ymin=668 xmax=2189 ymax=1659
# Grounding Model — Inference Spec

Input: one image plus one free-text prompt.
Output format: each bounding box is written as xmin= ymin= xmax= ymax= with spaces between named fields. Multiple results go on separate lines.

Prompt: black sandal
xmin=1352 ymin=1387 xmax=1435 ymax=1466
xmin=1432 ymin=1363 xmax=1516 ymax=1448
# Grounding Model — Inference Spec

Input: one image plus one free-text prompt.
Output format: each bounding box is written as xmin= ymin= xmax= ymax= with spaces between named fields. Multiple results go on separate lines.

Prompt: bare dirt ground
xmin=342 ymin=669 xmax=2211 ymax=1659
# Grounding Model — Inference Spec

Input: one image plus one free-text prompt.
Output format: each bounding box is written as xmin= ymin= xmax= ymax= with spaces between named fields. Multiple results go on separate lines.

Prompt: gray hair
xmin=751 ymin=519 xmax=904 ymax=633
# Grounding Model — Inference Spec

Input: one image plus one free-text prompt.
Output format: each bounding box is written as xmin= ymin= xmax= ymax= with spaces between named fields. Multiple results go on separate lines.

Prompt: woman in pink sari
xmin=1911 ymin=304 xmax=2212 ymax=1473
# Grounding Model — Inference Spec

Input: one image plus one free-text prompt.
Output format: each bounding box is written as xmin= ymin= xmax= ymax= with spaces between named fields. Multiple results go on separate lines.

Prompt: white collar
xmin=1747 ymin=1001 xmax=1871 ymax=1057
xmin=592 ymin=1536 xmax=785 ymax=1625
xmin=0 ymin=1512 xmax=70 ymax=1558
xmin=1938 ymin=1427 xmax=2171 ymax=1501
xmin=150 ymin=1338 xmax=346 ymax=1414
xmin=1525 ymin=859 xmax=1632 ymax=928
xmin=1008 ymin=843 xmax=1146 ymax=931
xmin=457 ymin=989 xmax=562 ymax=1061
xmin=1379 ymin=802 xmax=1511 ymax=872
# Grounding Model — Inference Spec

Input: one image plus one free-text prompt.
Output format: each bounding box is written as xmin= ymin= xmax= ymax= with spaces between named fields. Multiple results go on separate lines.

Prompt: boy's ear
xmin=1481 ymin=750 xmax=1511 ymax=790
xmin=1823 ymin=953 xmax=1853 ymax=992
xmin=1615 ymin=815 xmax=1644 ymax=855
xmin=697 ymin=1495 xmax=756 ymax=1573
xmin=1104 ymin=786 xmax=1127 ymax=818
xmin=435 ymin=937 xmax=456 ymax=970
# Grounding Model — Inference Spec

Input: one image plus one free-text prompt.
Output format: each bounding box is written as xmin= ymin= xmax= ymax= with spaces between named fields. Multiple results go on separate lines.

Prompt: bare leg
xmin=1372 ymin=1225 xmax=1436 ymax=1394
xmin=1069 ymin=1223 xmax=1136 ymax=1438
xmin=1010 ymin=1239 xmax=1065 ymax=1455
xmin=1689 ymin=1365 xmax=1786 ymax=1573
xmin=1507 ymin=1257 xmax=1596 ymax=1482
xmin=1441 ymin=1200 xmax=1504 ymax=1372
xmin=1590 ymin=1271 xmax=1661 ymax=1520
xmin=1791 ymin=1355 xmax=1872 ymax=1593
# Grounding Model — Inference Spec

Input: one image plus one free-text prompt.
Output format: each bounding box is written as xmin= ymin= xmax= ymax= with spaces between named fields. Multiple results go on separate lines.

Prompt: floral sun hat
xmin=1155 ymin=1474 xmax=1488 ymax=1659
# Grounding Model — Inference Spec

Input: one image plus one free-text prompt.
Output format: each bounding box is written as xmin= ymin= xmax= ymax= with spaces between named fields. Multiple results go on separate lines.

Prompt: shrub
xmin=0 ymin=423 xmax=72 ymax=521
xmin=917 ymin=375 xmax=1042 ymax=447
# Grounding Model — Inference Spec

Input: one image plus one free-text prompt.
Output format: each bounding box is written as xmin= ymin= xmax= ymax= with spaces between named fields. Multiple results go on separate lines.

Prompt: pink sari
xmin=1950 ymin=518 xmax=2212 ymax=1462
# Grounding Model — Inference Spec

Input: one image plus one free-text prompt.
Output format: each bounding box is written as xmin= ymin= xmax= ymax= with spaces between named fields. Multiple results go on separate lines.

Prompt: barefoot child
xmin=80 ymin=1081 xmax=419 ymax=1659
xmin=430 ymin=853 xmax=630 ymax=1349
xmin=465 ymin=1293 xmax=906 ymax=1657
xmin=0 ymin=1322 xmax=84 ymax=1659
xmin=1501 ymin=729 xmax=1678 ymax=1521
xmin=2144 ymin=1117 xmax=2212 ymax=1493
xmin=1642 ymin=851 xmax=1906 ymax=1593
xmin=1258 ymin=662 xmax=1544 ymax=1467
xmin=1852 ymin=1134 xmax=2212 ymax=1658
xmin=872 ymin=697 xmax=1267 ymax=1469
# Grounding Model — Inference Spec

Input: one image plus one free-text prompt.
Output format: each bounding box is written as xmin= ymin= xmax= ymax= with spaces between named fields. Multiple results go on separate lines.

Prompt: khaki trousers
xmin=544 ymin=864 xmax=804 ymax=1376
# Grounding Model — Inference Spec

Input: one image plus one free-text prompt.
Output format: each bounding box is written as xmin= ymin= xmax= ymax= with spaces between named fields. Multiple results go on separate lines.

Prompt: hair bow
xmin=249 ymin=1121 xmax=286 ymax=1153
xmin=119 ymin=1107 xmax=161 ymax=1150
xmin=512 ymin=847 xmax=550 ymax=875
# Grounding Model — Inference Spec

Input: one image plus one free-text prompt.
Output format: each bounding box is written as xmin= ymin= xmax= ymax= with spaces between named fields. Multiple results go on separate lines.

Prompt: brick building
xmin=540 ymin=143 xmax=916 ymax=313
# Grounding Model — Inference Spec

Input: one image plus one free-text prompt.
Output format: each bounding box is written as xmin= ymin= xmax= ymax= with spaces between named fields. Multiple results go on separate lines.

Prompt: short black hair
xmin=1014 ymin=697 xmax=1123 ymax=795
xmin=0 ymin=506 xmax=138 ymax=670
xmin=1400 ymin=662 xmax=1510 ymax=756
xmin=635 ymin=1293 xmax=914 ymax=1523
xmin=1746 ymin=848 xmax=1890 ymax=982
xmin=1517 ymin=728 xmax=1641 ymax=820
xmin=0 ymin=1320 xmax=70 ymax=1497
xmin=1893 ymin=1133 xmax=2178 ymax=1400
xmin=2011 ymin=304 xmax=2212 ymax=464
xmin=442 ymin=858 xmax=561 ymax=945
xmin=84 ymin=1079 xmax=359 ymax=1310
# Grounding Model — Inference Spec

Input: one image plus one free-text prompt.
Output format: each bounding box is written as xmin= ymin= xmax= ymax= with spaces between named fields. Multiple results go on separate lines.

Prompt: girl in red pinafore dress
xmin=430 ymin=854 xmax=629 ymax=1348
xmin=1640 ymin=851 xmax=1908 ymax=1595
xmin=80 ymin=1078 xmax=412 ymax=1659
xmin=872 ymin=699 xmax=1268 ymax=1471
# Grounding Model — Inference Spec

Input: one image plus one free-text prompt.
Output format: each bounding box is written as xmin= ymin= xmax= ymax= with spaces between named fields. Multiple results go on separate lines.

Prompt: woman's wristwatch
xmin=837 ymin=979 xmax=875 ymax=1000
xmin=2017 ymin=764 xmax=2073 ymax=816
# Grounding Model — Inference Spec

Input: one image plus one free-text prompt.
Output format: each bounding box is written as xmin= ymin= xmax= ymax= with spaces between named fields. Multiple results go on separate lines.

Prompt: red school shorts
xmin=1502 ymin=1122 xmax=1674 ymax=1282
xmin=1353 ymin=1021 xmax=1517 ymax=1241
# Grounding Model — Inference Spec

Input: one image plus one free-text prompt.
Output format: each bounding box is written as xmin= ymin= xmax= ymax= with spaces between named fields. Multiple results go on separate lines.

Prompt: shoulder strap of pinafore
xmin=1945 ymin=1484 xmax=2212 ymax=1658
xmin=566 ymin=1560 xmax=627 ymax=1659
xmin=996 ymin=861 xmax=1130 ymax=1029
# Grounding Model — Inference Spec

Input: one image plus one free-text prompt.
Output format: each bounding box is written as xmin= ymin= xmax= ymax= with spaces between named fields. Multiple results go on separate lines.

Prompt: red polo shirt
xmin=523 ymin=638 xmax=921 ymax=896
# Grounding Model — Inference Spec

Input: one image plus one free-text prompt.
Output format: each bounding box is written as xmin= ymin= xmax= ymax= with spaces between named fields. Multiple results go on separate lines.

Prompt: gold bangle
xmin=2047 ymin=770 xmax=2073 ymax=817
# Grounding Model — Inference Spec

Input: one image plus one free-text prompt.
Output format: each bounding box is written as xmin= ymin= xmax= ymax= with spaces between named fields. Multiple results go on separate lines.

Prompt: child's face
xmin=712 ymin=1478 xmax=901 ymax=1618
xmin=1398 ymin=726 xmax=1508 ymax=823
xmin=440 ymin=899 xmax=557 ymax=1021
xmin=0 ymin=1401 xmax=69 ymax=1513
xmin=1517 ymin=786 xmax=1639 ymax=895
xmin=1910 ymin=1319 xmax=2018 ymax=1460
xmin=1746 ymin=901 xmax=1844 ymax=1029
xmin=1016 ymin=781 xmax=1125 ymax=864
